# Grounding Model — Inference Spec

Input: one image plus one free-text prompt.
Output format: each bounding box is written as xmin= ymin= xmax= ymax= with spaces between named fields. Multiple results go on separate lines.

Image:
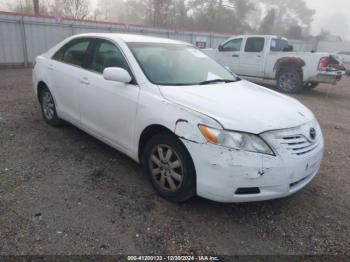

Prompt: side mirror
xmin=218 ymin=44 xmax=223 ymax=52
xmin=103 ymin=67 xmax=132 ymax=83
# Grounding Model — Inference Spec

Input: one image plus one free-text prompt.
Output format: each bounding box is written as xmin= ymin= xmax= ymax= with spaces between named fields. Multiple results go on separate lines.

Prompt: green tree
xmin=285 ymin=25 xmax=303 ymax=39
xmin=258 ymin=0 xmax=315 ymax=36
xmin=187 ymin=0 xmax=256 ymax=33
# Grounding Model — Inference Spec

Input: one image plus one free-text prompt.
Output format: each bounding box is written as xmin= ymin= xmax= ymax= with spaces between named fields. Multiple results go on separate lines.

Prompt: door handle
xmin=80 ymin=77 xmax=90 ymax=85
xmin=232 ymin=54 xmax=240 ymax=58
xmin=48 ymin=64 xmax=54 ymax=70
xmin=257 ymin=55 xmax=262 ymax=58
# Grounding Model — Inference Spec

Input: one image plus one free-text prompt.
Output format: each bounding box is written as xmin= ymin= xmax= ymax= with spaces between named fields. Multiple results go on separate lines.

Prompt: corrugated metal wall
xmin=0 ymin=12 xmax=229 ymax=66
xmin=289 ymin=40 xmax=316 ymax=52
xmin=317 ymin=41 xmax=350 ymax=53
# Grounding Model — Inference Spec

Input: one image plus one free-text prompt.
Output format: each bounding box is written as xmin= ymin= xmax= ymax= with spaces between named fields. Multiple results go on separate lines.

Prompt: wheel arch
xmin=37 ymin=81 xmax=59 ymax=109
xmin=138 ymin=123 xmax=198 ymax=200
xmin=137 ymin=124 xmax=174 ymax=163
xmin=274 ymin=57 xmax=306 ymax=81
xmin=37 ymin=81 xmax=49 ymax=104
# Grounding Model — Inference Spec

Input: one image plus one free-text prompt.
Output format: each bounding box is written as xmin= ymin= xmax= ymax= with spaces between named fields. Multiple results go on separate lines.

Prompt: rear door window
xmin=271 ymin=39 xmax=289 ymax=52
xmin=53 ymin=38 xmax=91 ymax=67
xmin=244 ymin=37 xmax=265 ymax=52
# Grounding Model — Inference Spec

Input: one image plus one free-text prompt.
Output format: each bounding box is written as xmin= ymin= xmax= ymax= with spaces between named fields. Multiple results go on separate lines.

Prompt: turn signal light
xmin=198 ymin=125 xmax=218 ymax=144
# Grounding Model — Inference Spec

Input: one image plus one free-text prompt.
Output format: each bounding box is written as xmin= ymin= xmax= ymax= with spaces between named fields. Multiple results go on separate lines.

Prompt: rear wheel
xmin=39 ymin=86 xmax=62 ymax=126
xmin=142 ymin=132 xmax=196 ymax=202
xmin=276 ymin=68 xmax=303 ymax=93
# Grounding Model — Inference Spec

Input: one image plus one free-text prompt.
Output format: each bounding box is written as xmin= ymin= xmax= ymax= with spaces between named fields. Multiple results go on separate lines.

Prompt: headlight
xmin=198 ymin=125 xmax=274 ymax=156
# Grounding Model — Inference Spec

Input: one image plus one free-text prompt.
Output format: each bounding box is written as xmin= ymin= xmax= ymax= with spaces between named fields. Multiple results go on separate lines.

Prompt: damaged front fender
xmin=174 ymin=119 xmax=207 ymax=144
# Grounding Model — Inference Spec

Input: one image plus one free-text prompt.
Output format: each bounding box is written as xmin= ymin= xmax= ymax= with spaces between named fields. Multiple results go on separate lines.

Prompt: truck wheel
xmin=304 ymin=82 xmax=319 ymax=90
xmin=276 ymin=68 xmax=303 ymax=93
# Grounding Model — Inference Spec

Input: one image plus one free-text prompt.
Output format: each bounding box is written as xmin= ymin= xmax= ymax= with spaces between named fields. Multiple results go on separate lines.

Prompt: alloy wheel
xmin=42 ymin=91 xmax=55 ymax=120
xmin=149 ymin=144 xmax=184 ymax=192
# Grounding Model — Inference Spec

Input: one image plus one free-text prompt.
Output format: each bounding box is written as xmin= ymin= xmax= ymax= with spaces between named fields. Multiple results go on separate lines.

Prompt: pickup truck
xmin=204 ymin=35 xmax=346 ymax=93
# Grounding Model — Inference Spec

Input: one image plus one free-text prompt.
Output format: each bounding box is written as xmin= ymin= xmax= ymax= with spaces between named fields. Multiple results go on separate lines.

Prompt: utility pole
xmin=33 ymin=0 xmax=40 ymax=15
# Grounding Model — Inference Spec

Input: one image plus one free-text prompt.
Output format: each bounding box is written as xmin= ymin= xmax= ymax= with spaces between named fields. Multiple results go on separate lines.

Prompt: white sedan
xmin=33 ymin=33 xmax=324 ymax=203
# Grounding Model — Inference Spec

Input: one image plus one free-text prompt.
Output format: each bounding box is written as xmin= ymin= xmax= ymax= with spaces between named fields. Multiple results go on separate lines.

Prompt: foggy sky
xmin=305 ymin=0 xmax=350 ymax=39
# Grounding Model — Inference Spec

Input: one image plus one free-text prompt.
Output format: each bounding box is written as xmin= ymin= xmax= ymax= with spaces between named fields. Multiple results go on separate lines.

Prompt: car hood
xmin=159 ymin=80 xmax=314 ymax=134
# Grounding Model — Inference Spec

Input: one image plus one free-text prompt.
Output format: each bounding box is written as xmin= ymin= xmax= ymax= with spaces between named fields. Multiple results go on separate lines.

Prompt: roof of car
xmin=73 ymin=33 xmax=189 ymax=45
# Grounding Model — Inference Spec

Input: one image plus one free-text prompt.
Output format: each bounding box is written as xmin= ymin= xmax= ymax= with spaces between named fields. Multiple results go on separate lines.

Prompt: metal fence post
xmin=20 ymin=16 xmax=29 ymax=67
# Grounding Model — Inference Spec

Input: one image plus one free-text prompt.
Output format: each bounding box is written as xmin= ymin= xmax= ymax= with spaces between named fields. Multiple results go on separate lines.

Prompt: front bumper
xmin=182 ymin=127 xmax=324 ymax=203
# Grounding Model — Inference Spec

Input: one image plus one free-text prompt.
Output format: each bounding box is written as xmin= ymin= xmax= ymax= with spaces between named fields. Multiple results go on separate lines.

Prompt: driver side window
xmin=221 ymin=38 xmax=243 ymax=52
xmin=52 ymin=38 xmax=91 ymax=67
xmin=86 ymin=40 xmax=130 ymax=74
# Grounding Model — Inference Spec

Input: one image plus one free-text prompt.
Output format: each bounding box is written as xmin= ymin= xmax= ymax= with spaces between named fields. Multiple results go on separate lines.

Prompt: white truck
xmin=204 ymin=35 xmax=346 ymax=93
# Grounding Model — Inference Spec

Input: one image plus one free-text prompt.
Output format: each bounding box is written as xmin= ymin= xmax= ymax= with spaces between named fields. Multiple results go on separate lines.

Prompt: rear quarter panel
xmin=33 ymin=56 xmax=53 ymax=99
xmin=264 ymin=52 xmax=327 ymax=81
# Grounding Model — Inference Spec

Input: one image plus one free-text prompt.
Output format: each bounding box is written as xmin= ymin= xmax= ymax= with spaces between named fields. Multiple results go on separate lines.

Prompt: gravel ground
xmin=0 ymin=68 xmax=350 ymax=256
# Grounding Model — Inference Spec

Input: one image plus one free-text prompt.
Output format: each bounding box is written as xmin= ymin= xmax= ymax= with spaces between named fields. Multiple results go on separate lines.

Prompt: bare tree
xmin=44 ymin=0 xmax=90 ymax=19
xmin=59 ymin=0 xmax=90 ymax=19
xmin=33 ymin=0 xmax=39 ymax=15
xmin=7 ymin=0 xmax=49 ymax=15
xmin=8 ymin=0 xmax=33 ymax=13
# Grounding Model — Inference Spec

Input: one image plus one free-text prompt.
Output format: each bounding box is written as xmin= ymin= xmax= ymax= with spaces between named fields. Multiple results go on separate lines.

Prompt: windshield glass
xmin=271 ymin=39 xmax=290 ymax=52
xmin=128 ymin=43 xmax=238 ymax=86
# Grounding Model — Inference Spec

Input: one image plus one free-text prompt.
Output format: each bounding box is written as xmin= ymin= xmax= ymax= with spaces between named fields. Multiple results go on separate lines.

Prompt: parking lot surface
xmin=0 ymin=69 xmax=350 ymax=255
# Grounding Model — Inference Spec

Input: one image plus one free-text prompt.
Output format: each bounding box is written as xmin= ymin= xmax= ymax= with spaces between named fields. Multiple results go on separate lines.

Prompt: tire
xmin=142 ymin=132 xmax=196 ymax=202
xmin=276 ymin=68 xmax=303 ymax=93
xmin=39 ymin=86 xmax=62 ymax=127
xmin=304 ymin=82 xmax=319 ymax=90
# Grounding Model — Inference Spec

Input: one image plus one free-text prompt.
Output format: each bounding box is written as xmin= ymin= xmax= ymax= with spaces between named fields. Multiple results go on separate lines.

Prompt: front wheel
xmin=276 ymin=68 xmax=303 ymax=93
xmin=142 ymin=132 xmax=196 ymax=202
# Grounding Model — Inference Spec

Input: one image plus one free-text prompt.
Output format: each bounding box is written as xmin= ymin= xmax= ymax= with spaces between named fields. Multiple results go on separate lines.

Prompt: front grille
xmin=279 ymin=134 xmax=320 ymax=156
xmin=261 ymin=121 xmax=323 ymax=158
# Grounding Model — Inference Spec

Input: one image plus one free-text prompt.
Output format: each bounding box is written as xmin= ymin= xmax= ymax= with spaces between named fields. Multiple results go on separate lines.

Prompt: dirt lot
xmin=0 ymin=68 xmax=350 ymax=256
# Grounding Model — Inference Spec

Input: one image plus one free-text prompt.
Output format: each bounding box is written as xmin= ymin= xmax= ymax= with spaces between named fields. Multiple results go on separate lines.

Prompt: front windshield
xmin=128 ymin=43 xmax=238 ymax=86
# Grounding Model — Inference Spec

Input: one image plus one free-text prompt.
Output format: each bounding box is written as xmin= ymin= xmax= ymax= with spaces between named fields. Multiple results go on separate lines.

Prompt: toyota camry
xmin=33 ymin=33 xmax=324 ymax=203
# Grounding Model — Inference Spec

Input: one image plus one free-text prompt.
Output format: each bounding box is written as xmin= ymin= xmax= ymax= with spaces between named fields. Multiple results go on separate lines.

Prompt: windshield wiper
xmin=199 ymin=79 xmax=238 ymax=85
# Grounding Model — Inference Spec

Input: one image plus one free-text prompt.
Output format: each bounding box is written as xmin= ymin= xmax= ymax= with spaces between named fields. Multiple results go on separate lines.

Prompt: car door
xmin=78 ymin=39 xmax=140 ymax=153
xmin=49 ymin=38 xmax=92 ymax=125
xmin=239 ymin=37 xmax=266 ymax=77
xmin=217 ymin=38 xmax=243 ymax=74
